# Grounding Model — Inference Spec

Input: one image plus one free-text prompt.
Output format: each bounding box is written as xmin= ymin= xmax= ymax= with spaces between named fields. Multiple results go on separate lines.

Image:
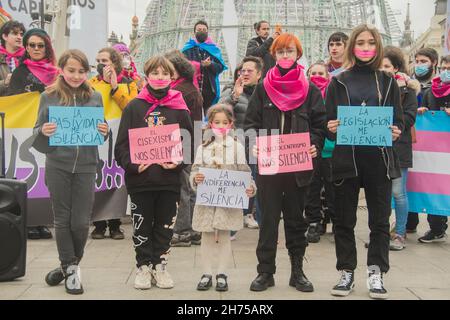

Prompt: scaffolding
xmin=134 ymin=0 xmax=402 ymax=82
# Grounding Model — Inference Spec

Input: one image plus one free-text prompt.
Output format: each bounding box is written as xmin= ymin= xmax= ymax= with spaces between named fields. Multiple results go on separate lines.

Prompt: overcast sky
xmin=109 ymin=0 xmax=437 ymax=46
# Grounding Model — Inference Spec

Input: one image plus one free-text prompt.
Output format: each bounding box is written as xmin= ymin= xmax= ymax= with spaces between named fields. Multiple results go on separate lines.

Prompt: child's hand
xmin=327 ymin=120 xmax=340 ymax=133
xmin=252 ymin=145 xmax=259 ymax=157
xmin=245 ymin=185 xmax=255 ymax=197
xmin=194 ymin=173 xmax=205 ymax=185
xmin=97 ymin=123 xmax=109 ymax=136
xmin=309 ymin=145 xmax=318 ymax=158
xmin=138 ymin=164 xmax=151 ymax=173
xmin=445 ymin=108 xmax=450 ymax=116
xmin=391 ymin=125 xmax=401 ymax=141
xmin=41 ymin=123 xmax=57 ymax=137
xmin=417 ymin=107 xmax=428 ymax=115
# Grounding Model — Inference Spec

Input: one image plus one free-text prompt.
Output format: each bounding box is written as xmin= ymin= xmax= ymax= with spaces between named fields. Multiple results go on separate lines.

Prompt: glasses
xmin=240 ymin=69 xmax=255 ymax=75
xmin=28 ymin=43 xmax=45 ymax=49
xmin=275 ymin=49 xmax=297 ymax=56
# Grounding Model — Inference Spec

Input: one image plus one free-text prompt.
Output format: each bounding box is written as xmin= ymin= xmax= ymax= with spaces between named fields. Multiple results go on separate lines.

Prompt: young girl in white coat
xmin=191 ymin=104 xmax=256 ymax=292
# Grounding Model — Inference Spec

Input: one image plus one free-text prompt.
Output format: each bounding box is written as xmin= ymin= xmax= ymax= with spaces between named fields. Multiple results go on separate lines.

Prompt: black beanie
xmin=22 ymin=28 xmax=50 ymax=46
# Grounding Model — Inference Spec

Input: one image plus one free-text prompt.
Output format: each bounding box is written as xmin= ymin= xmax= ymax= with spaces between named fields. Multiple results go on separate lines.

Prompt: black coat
xmin=325 ymin=70 xmax=404 ymax=181
xmin=244 ymin=81 xmax=327 ymax=187
xmin=114 ymin=98 xmax=194 ymax=194
xmin=245 ymin=36 xmax=276 ymax=77
xmin=422 ymin=86 xmax=450 ymax=111
xmin=7 ymin=64 xmax=46 ymax=95
xmin=395 ymin=81 xmax=419 ymax=168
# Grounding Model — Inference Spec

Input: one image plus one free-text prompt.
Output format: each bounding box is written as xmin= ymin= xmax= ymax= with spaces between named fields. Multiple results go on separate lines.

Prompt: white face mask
xmin=123 ymin=56 xmax=131 ymax=69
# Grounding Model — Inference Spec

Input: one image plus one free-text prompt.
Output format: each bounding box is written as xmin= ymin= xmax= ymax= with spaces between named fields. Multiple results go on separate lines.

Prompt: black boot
xmin=250 ymin=273 xmax=274 ymax=292
xmin=289 ymin=254 xmax=314 ymax=292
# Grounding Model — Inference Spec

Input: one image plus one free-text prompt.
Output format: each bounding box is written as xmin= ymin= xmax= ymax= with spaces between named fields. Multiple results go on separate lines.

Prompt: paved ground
xmin=1 ymin=201 xmax=450 ymax=300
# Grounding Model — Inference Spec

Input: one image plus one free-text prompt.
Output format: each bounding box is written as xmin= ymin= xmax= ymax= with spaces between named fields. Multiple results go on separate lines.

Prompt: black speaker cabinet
xmin=0 ymin=179 xmax=27 ymax=281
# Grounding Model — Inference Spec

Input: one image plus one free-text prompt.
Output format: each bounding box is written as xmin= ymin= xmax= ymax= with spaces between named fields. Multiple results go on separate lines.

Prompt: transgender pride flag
xmin=407 ymin=111 xmax=450 ymax=216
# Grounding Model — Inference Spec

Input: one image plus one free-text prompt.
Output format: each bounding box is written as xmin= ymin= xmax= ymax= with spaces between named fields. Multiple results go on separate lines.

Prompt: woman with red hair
xmin=245 ymin=33 xmax=327 ymax=292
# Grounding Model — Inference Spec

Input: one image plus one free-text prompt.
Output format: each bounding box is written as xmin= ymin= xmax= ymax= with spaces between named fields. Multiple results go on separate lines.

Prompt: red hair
xmin=270 ymin=33 xmax=303 ymax=59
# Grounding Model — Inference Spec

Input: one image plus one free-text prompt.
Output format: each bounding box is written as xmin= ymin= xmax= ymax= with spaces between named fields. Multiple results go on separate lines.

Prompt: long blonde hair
xmin=46 ymin=49 xmax=93 ymax=106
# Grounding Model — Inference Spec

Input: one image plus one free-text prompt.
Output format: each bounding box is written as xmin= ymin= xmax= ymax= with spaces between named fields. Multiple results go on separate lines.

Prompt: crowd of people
xmin=0 ymin=17 xmax=449 ymax=299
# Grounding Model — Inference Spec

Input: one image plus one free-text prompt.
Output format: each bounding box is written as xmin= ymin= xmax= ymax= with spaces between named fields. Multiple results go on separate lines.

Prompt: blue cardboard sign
xmin=49 ymin=107 xmax=104 ymax=146
xmin=337 ymin=106 xmax=393 ymax=147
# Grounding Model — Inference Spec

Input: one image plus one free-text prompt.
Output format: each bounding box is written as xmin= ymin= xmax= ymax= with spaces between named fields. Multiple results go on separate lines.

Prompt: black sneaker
xmin=110 ymin=228 xmax=125 ymax=240
xmin=27 ymin=227 xmax=41 ymax=240
xmin=171 ymin=233 xmax=191 ymax=247
xmin=307 ymin=223 xmax=321 ymax=243
xmin=216 ymin=274 xmax=228 ymax=292
xmin=91 ymin=227 xmax=106 ymax=240
xmin=45 ymin=267 xmax=65 ymax=286
xmin=331 ymin=270 xmax=355 ymax=297
xmin=418 ymin=230 xmax=448 ymax=243
xmin=367 ymin=267 xmax=388 ymax=299
xmin=196 ymin=274 xmax=212 ymax=291
xmin=38 ymin=226 xmax=53 ymax=239
xmin=190 ymin=232 xmax=202 ymax=245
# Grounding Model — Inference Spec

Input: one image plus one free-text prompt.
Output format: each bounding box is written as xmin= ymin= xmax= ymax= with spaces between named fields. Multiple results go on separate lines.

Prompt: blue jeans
xmin=392 ymin=168 xmax=409 ymax=236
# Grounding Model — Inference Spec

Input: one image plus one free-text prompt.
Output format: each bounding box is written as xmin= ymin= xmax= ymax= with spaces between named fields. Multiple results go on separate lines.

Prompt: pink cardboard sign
xmin=129 ymin=124 xmax=183 ymax=165
xmin=257 ymin=133 xmax=313 ymax=175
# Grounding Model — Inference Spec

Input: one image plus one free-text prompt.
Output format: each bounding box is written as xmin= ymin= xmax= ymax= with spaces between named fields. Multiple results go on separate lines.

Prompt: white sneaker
xmin=134 ymin=265 xmax=152 ymax=290
xmin=152 ymin=264 xmax=174 ymax=289
xmin=244 ymin=214 xmax=259 ymax=229
xmin=367 ymin=266 xmax=389 ymax=299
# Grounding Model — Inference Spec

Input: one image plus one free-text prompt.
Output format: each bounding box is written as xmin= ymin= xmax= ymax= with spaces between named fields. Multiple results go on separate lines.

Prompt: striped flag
xmin=407 ymin=111 xmax=450 ymax=216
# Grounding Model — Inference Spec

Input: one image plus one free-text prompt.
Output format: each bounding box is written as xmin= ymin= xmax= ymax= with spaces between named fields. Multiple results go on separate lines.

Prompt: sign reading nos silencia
xmin=49 ymin=107 xmax=104 ymax=146
xmin=337 ymin=106 xmax=393 ymax=147
xmin=128 ymin=124 xmax=183 ymax=165
xmin=257 ymin=133 xmax=313 ymax=175
xmin=196 ymin=168 xmax=252 ymax=210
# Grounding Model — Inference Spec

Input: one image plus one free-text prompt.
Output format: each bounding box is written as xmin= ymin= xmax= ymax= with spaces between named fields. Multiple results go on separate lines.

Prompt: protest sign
xmin=129 ymin=124 xmax=183 ymax=165
xmin=337 ymin=106 xmax=393 ymax=147
xmin=196 ymin=168 xmax=252 ymax=209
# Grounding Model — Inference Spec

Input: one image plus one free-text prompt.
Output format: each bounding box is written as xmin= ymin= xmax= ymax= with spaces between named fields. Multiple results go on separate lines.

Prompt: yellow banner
xmin=0 ymin=84 xmax=124 ymax=129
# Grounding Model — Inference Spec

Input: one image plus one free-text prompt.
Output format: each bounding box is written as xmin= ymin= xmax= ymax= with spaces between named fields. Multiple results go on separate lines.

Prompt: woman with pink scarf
xmin=245 ymin=33 xmax=327 ymax=293
xmin=7 ymin=28 xmax=57 ymax=241
xmin=7 ymin=28 xmax=57 ymax=96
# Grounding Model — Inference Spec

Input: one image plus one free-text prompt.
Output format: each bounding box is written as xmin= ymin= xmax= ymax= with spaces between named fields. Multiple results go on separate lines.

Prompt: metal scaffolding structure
xmin=133 ymin=0 xmax=402 ymax=82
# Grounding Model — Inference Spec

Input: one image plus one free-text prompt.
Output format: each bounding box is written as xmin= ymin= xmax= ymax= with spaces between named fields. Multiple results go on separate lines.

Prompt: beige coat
xmin=190 ymin=136 xmax=256 ymax=232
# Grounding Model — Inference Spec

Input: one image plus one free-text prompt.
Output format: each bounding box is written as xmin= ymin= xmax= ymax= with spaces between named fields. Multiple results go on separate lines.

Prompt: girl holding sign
xmin=33 ymin=49 xmax=109 ymax=295
xmin=326 ymin=25 xmax=403 ymax=299
xmin=114 ymin=56 xmax=193 ymax=290
xmin=191 ymin=104 xmax=256 ymax=292
xmin=244 ymin=33 xmax=327 ymax=293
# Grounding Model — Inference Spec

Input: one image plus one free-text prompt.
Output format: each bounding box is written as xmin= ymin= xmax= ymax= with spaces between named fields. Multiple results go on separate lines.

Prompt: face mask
xmin=123 ymin=57 xmax=131 ymax=69
xmin=148 ymin=79 xmax=171 ymax=88
xmin=440 ymin=70 xmax=450 ymax=83
xmin=210 ymin=123 xmax=232 ymax=136
xmin=415 ymin=64 xmax=430 ymax=77
xmin=310 ymin=75 xmax=329 ymax=86
xmin=354 ymin=49 xmax=377 ymax=60
xmin=97 ymin=63 xmax=105 ymax=77
xmin=278 ymin=59 xmax=295 ymax=69
xmin=195 ymin=32 xmax=208 ymax=43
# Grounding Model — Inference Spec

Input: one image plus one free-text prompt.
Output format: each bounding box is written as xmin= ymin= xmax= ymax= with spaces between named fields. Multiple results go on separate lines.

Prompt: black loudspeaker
xmin=0 ymin=179 xmax=27 ymax=281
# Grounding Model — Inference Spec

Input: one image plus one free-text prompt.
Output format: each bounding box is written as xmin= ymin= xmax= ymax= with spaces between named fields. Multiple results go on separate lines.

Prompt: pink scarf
xmin=0 ymin=46 xmax=25 ymax=68
xmin=310 ymin=75 xmax=330 ymax=98
xmin=190 ymin=61 xmax=200 ymax=89
xmin=137 ymin=86 xmax=190 ymax=118
xmin=119 ymin=61 xmax=140 ymax=81
xmin=263 ymin=64 xmax=310 ymax=112
xmin=431 ymin=77 xmax=450 ymax=98
xmin=23 ymin=58 xmax=57 ymax=86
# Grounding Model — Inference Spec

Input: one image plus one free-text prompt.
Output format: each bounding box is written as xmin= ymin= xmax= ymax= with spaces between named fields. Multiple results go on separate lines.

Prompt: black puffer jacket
xmin=244 ymin=79 xmax=327 ymax=187
xmin=325 ymin=68 xmax=404 ymax=181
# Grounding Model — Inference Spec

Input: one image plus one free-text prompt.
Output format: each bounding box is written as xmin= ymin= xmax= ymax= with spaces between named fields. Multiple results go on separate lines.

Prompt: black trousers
xmin=305 ymin=157 xmax=335 ymax=224
xmin=334 ymin=150 xmax=391 ymax=273
xmin=407 ymin=212 xmax=448 ymax=234
xmin=130 ymin=191 xmax=178 ymax=268
xmin=93 ymin=219 xmax=121 ymax=230
xmin=256 ymin=174 xmax=309 ymax=274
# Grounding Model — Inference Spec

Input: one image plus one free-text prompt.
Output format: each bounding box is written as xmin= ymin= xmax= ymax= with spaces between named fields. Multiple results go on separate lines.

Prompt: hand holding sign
xmin=327 ymin=120 xmax=340 ymax=134
xmin=391 ymin=125 xmax=401 ymax=141
xmin=41 ymin=123 xmax=57 ymax=137
xmin=97 ymin=123 xmax=109 ymax=136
